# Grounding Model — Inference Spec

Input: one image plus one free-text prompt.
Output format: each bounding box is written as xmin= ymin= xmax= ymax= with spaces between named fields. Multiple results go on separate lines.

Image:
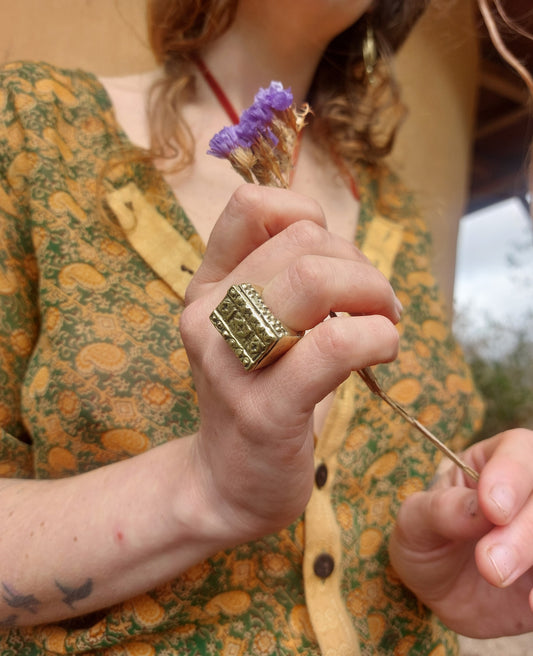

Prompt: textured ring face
xmin=210 ymin=283 xmax=303 ymax=371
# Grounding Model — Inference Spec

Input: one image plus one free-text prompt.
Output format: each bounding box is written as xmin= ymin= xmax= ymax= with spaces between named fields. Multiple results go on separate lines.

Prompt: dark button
xmin=315 ymin=463 xmax=328 ymax=489
xmin=313 ymin=553 xmax=335 ymax=579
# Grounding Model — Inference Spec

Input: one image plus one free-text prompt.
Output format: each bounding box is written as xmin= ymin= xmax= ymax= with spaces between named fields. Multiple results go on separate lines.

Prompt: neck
xmin=199 ymin=12 xmax=327 ymax=113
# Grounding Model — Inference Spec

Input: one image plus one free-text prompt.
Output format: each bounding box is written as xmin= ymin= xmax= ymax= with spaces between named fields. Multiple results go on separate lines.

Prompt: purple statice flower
xmin=239 ymin=105 xmax=273 ymax=143
xmin=207 ymin=124 xmax=243 ymax=159
xmin=239 ymin=109 xmax=279 ymax=148
xmin=254 ymin=81 xmax=293 ymax=112
xmin=208 ymin=81 xmax=293 ymax=157
xmin=208 ymin=81 xmax=309 ymax=187
xmin=239 ymin=82 xmax=292 ymax=147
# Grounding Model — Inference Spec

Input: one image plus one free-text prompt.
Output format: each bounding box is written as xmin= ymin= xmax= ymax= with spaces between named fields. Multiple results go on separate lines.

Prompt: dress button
xmin=313 ymin=553 xmax=335 ymax=579
xmin=315 ymin=463 xmax=328 ymax=489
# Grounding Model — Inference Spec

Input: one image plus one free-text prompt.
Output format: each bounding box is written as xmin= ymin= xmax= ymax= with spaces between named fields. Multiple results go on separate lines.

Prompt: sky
xmin=453 ymin=197 xmax=533 ymax=352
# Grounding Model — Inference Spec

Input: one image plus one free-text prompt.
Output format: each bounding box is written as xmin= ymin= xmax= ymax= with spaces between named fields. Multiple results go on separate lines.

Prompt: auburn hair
xmin=145 ymin=0 xmax=430 ymax=170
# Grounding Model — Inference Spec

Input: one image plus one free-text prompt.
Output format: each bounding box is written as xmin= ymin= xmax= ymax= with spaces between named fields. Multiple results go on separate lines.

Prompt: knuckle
xmin=184 ymin=277 xmax=201 ymax=306
xmin=284 ymin=218 xmax=327 ymax=252
xmin=507 ymin=428 xmax=533 ymax=445
xmin=301 ymin=196 xmax=327 ymax=227
xmin=180 ymin=302 xmax=219 ymax=370
xmin=309 ymin=315 xmax=399 ymax=366
xmin=498 ymin=428 xmax=533 ymax=469
xmin=286 ymin=255 xmax=323 ymax=296
xmin=396 ymin=491 xmax=425 ymax=535
xmin=231 ymin=182 xmax=264 ymax=207
xmin=226 ymin=183 xmax=264 ymax=222
xmin=364 ymin=262 xmax=395 ymax=298
xmin=312 ymin=319 xmax=349 ymax=360
xmin=178 ymin=304 xmax=198 ymax=351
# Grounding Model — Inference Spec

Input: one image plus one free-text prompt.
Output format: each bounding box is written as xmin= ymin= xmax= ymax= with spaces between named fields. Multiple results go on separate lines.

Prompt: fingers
xmin=474 ymin=429 xmax=533 ymax=587
xmin=196 ymin=218 xmax=401 ymax=331
xmin=187 ymin=183 xmax=402 ymax=338
xmin=475 ymin=494 xmax=533 ymax=588
xmin=187 ymin=185 xmax=372 ymax=299
xmin=255 ymin=314 xmax=399 ymax=423
xmin=477 ymin=430 xmax=533 ymax=525
xmin=389 ymin=486 xmax=493 ymax=613
xmin=191 ymin=185 xmax=328 ymax=287
xmin=262 ymin=255 xmax=401 ymax=330
xmin=392 ymin=487 xmax=492 ymax=553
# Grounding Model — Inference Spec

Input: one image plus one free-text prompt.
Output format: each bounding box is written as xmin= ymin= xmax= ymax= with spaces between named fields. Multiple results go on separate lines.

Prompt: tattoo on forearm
xmin=1 ymin=578 xmax=94 ymax=619
xmin=0 ymin=614 xmax=18 ymax=627
xmin=55 ymin=579 xmax=93 ymax=609
xmin=2 ymin=583 xmax=41 ymax=614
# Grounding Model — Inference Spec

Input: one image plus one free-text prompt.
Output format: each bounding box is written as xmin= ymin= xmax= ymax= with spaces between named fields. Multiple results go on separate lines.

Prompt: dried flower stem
xmin=356 ymin=367 xmax=480 ymax=482
xmin=327 ymin=308 xmax=479 ymax=482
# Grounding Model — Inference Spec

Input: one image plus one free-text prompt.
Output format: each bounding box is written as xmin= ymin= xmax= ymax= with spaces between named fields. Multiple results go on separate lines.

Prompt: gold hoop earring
xmin=362 ymin=22 xmax=378 ymax=85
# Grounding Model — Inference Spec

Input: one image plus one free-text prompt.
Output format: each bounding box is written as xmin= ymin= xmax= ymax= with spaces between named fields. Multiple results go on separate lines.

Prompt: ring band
xmin=210 ymin=283 xmax=303 ymax=371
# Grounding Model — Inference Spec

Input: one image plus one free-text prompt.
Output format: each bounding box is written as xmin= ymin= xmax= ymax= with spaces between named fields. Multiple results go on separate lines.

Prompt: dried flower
xmin=254 ymin=81 xmax=293 ymax=112
xmin=208 ymin=81 xmax=310 ymax=188
xmin=208 ymin=124 xmax=244 ymax=157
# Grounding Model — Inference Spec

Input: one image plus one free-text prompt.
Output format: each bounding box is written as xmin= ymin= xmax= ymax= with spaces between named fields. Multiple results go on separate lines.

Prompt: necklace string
xmin=193 ymin=56 xmax=240 ymax=125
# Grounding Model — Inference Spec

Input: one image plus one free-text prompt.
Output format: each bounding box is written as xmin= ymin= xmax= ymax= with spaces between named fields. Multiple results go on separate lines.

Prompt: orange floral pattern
xmin=0 ymin=62 xmax=484 ymax=655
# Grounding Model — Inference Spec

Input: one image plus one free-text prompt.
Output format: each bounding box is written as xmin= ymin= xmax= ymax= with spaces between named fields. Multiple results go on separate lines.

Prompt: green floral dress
xmin=0 ymin=61 xmax=484 ymax=655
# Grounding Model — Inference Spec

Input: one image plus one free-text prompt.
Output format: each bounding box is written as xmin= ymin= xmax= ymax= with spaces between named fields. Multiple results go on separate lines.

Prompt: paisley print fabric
xmin=0 ymin=61 xmax=484 ymax=655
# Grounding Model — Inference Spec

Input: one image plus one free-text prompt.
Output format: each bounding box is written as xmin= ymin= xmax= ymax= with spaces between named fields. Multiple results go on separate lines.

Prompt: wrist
xmin=166 ymin=435 xmax=242 ymax=558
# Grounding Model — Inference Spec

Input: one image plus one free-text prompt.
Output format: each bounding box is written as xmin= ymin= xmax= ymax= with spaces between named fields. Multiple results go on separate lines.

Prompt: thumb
xmin=392 ymin=487 xmax=493 ymax=554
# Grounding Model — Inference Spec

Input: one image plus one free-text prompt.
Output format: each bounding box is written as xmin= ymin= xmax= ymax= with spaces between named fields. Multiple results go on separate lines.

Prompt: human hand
xmin=389 ymin=428 xmax=533 ymax=638
xmin=180 ymin=184 xmax=401 ymax=545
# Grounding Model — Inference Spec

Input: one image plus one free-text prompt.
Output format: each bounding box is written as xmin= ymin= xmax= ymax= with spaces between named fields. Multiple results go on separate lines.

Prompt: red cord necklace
xmin=193 ymin=56 xmax=240 ymax=125
xmin=194 ymin=56 xmax=358 ymax=199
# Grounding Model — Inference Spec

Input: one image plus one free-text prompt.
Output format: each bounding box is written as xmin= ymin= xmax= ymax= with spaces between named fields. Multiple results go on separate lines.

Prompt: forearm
xmin=0 ymin=436 xmax=222 ymax=627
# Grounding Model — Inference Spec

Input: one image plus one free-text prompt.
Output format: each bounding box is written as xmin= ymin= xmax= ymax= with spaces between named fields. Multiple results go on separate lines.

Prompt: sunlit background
xmin=452 ymin=198 xmax=533 ymax=441
xmin=454 ymin=197 xmax=533 ymax=353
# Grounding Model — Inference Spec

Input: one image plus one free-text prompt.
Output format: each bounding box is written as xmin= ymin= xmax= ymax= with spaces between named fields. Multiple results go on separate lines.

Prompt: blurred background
xmin=1 ymin=1 xmax=532 ymax=651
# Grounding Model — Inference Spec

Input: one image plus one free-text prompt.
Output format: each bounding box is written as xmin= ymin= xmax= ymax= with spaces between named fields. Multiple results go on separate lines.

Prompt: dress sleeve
xmin=0 ymin=63 xmax=41 ymax=478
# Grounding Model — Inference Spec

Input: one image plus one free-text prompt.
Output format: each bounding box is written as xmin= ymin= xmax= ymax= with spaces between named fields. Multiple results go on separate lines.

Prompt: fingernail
xmin=487 ymin=544 xmax=516 ymax=585
xmin=394 ymin=296 xmax=403 ymax=319
xmin=489 ymin=484 xmax=514 ymax=519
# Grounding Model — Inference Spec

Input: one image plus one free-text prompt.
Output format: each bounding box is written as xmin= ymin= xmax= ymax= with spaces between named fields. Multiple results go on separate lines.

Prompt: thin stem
xmin=356 ymin=367 xmax=480 ymax=482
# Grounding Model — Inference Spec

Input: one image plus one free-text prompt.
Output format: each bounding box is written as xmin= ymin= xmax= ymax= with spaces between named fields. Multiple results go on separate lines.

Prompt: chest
xmin=100 ymin=75 xmax=360 ymax=245
xmin=163 ymin=135 xmax=360 ymax=248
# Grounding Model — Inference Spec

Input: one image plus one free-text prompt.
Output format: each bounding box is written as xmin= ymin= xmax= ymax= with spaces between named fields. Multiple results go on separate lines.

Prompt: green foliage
xmin=468 ymin=338 xmax=533 ymax=439
xmin=454 ymin=313 xmax=533 ymax=440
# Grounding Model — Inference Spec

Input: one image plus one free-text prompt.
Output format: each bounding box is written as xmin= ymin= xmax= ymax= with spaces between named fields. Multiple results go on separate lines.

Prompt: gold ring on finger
xmin=209 ymin=283 xmax=303 ymax=371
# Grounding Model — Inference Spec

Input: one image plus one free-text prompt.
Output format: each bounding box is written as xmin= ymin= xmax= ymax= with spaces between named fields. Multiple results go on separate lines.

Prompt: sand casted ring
xmin=209 ymin=283 xmax=304 ymax=371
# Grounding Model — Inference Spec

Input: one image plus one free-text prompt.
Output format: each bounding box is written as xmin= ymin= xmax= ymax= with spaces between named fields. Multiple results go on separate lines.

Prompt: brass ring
xmin=210 ymin=283 xmax=303 ymax=371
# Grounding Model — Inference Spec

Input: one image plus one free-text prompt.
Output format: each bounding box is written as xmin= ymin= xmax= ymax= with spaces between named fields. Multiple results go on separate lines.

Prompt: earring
xmin=362 ymin=21 xmax=378 ymax=85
